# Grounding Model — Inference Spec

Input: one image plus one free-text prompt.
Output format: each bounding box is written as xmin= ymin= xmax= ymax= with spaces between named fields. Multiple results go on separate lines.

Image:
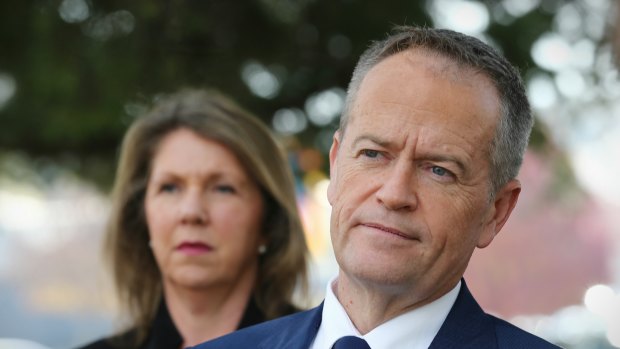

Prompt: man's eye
xmin=431 ymin=166 xmax=448 ymax=176
xmin=361 ymin=149 xmax=380 ymax=158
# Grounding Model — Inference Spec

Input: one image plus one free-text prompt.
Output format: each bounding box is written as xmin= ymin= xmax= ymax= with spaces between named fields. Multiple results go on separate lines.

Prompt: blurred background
xmin=1 ymin=0 xmax=620 ymax=348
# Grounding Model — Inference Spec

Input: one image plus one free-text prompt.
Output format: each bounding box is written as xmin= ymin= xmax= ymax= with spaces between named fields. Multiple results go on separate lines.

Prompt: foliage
xmin=0 ymin=0 xmax=568 ymax=189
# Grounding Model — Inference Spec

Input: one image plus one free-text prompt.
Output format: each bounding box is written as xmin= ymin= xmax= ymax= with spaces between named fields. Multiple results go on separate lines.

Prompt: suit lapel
xmin=258 ymin=303 xmax=324 ymax=349
xmin=247 ymin=282 xmax=496 ymax=348
xmin=429 ymin=280 xmax=498 ymax=349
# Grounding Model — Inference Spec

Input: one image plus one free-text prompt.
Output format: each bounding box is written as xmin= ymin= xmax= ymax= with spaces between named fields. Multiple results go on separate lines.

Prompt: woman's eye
xmin=160 ymin=183 xmax=178 ymax=193
xmin=215 ymin=184 xmax=236 ymax=194
xmin=361 ymin=149 xmax=380 ymax=158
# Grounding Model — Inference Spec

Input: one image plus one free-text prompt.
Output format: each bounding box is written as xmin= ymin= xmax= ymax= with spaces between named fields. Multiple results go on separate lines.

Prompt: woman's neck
xmin=163 ymin=270 xmax=257 ymax=348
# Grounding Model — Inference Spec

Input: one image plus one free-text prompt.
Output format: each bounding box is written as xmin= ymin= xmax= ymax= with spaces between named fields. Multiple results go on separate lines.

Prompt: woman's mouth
xmin=176 ymin=241 xmax=213 ymax=255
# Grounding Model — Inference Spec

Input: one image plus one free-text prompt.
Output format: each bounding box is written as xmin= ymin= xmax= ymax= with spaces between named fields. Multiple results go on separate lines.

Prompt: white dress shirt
xmin=309 ymin=276 xmax=461 ymax=349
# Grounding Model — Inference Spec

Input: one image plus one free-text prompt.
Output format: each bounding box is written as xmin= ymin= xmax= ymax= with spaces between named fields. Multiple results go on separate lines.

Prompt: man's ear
xmin=477 ymin=179 xmax=521 ymax=248
xmin=326 ymin=130 xmax=341 ymax=205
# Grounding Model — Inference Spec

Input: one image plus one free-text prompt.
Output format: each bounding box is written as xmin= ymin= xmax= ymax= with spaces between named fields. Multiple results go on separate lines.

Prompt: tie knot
xmin=332 ymin=336 xmax=371 ymax=349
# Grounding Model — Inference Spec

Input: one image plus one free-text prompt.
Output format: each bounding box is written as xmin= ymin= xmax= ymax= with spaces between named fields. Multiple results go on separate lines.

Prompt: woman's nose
xmin=179 ymin=189 xmax=208 ymax=225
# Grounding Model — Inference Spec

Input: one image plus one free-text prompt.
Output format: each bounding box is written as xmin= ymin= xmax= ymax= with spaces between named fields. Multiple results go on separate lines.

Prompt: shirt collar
xmin=310 ymin=276 xmax=461 ymax=349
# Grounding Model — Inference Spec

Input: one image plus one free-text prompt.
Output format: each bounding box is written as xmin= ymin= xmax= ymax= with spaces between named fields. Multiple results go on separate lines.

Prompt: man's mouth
xmin=361 ymin=223 xmax=417 ymax=240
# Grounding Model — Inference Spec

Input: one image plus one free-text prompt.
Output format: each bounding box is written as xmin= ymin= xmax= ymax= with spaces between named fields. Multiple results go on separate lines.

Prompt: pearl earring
xmin=258 ymin=245 xmax=267 ymax=255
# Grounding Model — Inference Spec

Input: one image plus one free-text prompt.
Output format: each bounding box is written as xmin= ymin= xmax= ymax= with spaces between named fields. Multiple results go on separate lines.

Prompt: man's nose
xmin=375 ymin=162 xmax=418 ymax=211
xmin=179 ymin=189 xmax=208 ymax=225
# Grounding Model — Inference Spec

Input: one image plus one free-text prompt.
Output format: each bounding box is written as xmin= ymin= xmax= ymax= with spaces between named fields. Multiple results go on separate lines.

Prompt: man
xmin=193 ymin=26 xmax=560 ymax=349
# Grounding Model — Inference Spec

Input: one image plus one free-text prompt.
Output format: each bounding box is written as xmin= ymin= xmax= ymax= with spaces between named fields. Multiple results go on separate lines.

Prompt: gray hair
xmin=341 ymin=26 xmax=533 ymax=195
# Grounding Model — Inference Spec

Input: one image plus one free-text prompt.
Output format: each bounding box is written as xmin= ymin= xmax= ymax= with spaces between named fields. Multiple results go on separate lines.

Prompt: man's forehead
xmin=399 ymin=49 xmax=490 ymax=87
xmin=341 ymin=49 xmax=499 ymax=161
xmin=351 ymin=51 xmax=499 ymax=117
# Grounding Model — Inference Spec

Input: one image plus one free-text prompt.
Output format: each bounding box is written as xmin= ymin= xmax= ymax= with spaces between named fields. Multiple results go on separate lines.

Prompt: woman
xmin=81 ymin=89 xmax=309 ymax=349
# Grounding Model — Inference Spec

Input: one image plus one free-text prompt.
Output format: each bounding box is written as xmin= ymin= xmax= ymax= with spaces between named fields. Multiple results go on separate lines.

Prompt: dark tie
xmin=332 ymin=336 xmax=371 ymax=349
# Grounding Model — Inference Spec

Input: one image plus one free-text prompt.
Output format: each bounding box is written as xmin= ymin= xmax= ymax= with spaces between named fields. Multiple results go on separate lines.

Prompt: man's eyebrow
xmin=423 ymin=154 xmax=467 ymax=173
xmin=350 ymin=134 xmax=468 ymax=172
xmin=350 ymin=134 xmax=393 ymax=148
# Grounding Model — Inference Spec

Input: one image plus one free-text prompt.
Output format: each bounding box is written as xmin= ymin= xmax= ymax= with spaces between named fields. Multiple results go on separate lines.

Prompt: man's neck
xmin=333 ymin=272 xmax=455 ymax=334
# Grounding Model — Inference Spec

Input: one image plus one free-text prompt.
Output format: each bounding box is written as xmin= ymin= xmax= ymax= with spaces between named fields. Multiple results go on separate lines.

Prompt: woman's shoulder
xmin=75 ymin=329 xmax=139 ymax=349
xmin=77 ymin=338 xmax=113 ymax=349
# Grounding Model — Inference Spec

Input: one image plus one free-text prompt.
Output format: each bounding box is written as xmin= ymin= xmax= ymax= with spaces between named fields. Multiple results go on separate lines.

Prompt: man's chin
xmin=339 ymin=261 xmax=417 ymax=293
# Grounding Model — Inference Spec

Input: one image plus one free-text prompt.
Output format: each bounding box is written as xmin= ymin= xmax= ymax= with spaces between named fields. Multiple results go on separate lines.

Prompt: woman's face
xmin=145 ymin=128 xmax=265 ymax=292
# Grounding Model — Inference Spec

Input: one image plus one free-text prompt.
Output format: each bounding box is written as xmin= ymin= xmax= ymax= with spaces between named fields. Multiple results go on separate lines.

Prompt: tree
xmin=0 ymin=0 xmax=566 ymax=188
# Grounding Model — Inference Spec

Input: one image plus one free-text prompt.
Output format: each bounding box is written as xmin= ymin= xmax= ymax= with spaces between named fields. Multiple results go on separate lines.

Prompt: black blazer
xmin=78 ymin=297 xmax=267 ymax=349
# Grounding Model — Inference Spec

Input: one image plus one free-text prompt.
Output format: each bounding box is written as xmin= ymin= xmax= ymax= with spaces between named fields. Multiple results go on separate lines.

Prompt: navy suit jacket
xmin=193 ymin=280 xmax=560 ymax=349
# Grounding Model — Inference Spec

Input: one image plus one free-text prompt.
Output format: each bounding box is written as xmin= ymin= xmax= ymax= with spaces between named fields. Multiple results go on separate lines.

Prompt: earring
xmin=258 ymin=245 xmax=267 ymax=255
xmin=148 ymin=240 xmax=153 ymax=248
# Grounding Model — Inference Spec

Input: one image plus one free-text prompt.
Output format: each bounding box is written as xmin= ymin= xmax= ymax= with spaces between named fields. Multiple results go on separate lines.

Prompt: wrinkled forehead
xmin=401 ymin=48 xmax=495 ymax=92
xmin=351 ymin=50 xmax=500 ymax=121
xmin=342 ymin=50 xmax=500 ymax=169
xmin=344 ymin=49 xmax=499 ymax=129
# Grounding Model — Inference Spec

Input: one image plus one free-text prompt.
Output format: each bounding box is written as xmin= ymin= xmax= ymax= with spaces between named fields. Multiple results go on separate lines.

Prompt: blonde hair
xmin=105 ymin=89 xmax=308 ymax=344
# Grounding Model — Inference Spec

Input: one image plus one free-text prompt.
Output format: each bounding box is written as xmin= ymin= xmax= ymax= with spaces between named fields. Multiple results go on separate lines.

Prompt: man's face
xmin=327 ymin=50 xmax=520 ymax=303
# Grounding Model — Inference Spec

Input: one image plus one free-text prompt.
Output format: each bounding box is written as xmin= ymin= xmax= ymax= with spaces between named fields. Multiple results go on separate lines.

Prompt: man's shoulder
xmin=433 ymin=280 xmax=561 ymax=349
xmin=487 ymin=314 xmax=560 ymax=349
xmin=192 ymin=304 xmax=323 ymax=349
